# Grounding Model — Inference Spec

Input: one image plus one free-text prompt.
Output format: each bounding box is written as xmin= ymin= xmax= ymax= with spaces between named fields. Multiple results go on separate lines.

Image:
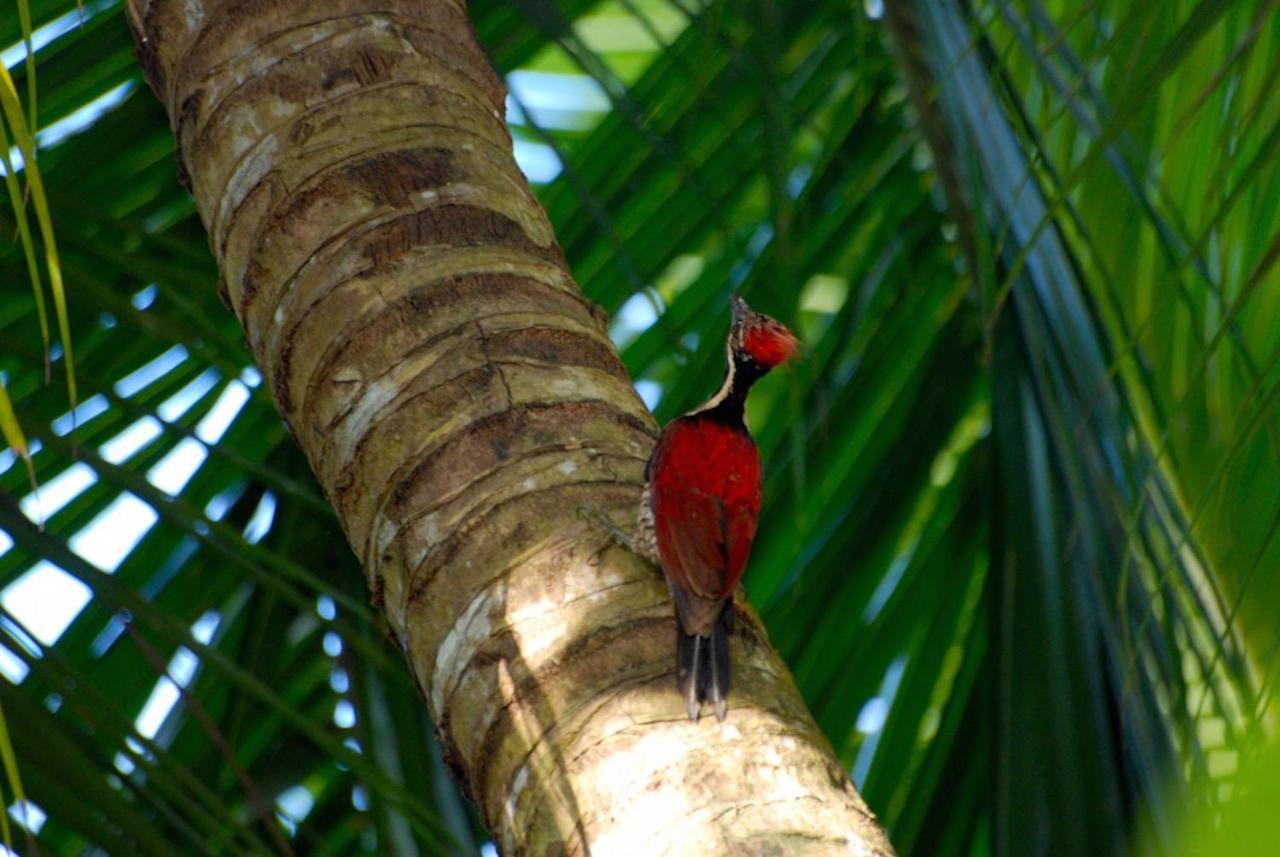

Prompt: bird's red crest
xmin=731 ymin=295 xmax=797 ymax=368
xmin=742 ymin=319 xmax=798 ymax=368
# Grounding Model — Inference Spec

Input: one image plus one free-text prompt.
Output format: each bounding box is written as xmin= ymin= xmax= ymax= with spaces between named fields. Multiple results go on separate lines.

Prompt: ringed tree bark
xmin=125 ymin=0 xmax=895 ymax=853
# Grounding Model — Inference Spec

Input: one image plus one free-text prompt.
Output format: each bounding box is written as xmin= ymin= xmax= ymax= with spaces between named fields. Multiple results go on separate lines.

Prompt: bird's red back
xmin=649 ymin=415 xmax=761 ymax=603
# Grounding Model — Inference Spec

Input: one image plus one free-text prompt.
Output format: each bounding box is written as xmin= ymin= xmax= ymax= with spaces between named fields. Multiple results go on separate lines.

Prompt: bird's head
xmin=730 ymin=295 xmax=798 ymax=371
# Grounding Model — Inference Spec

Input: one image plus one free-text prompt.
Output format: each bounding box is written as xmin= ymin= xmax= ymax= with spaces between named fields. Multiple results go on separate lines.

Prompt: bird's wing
xmin=649 ymin=417 xmax=761 ymax=605
xmin=655 ymin=478 xmax=759 ymax=603
xmin=723 ymin=492 xmax=760 ymax=591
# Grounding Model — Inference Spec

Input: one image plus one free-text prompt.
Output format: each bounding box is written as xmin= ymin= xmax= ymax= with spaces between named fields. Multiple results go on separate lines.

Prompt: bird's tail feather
xmin=676 ymin=602 xmax=733 ymax=721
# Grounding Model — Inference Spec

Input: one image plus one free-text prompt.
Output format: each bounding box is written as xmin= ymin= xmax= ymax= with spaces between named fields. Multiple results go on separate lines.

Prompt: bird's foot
xmin=576 ymin=505 xmax=640 ymax=563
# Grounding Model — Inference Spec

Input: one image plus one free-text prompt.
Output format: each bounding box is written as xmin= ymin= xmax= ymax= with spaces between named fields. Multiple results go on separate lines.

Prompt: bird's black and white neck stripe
xmin=687 ymin=339 xmax=766 ymax=427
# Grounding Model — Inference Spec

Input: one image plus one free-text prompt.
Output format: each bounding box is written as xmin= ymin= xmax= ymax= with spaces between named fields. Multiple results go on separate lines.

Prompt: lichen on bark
xmin=126 ymin=0 xmax=896 ymax=853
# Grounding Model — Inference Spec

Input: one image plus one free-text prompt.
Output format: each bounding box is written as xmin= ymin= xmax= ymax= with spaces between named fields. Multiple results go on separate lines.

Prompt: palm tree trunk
xmin=125 ymin=1 xmax=895 ymax=853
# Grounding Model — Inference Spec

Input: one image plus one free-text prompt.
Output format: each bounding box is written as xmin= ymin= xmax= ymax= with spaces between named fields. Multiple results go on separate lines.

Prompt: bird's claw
xmin=576 ymin=504 xmax=639 ymax=563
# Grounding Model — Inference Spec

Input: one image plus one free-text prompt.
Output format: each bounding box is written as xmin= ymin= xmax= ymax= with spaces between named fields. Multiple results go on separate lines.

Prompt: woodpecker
xmin=638 ymin=295 xmax=798 ymax=721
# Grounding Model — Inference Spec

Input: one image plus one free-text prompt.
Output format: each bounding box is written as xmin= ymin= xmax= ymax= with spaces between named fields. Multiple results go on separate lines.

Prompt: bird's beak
xmin=731 ymin=294 xmax=750 ymax=324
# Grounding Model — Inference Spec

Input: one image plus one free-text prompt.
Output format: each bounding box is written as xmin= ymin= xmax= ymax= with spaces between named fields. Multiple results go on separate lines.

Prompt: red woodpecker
xmin=637 ymin=296 xmax=798 ymax=721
